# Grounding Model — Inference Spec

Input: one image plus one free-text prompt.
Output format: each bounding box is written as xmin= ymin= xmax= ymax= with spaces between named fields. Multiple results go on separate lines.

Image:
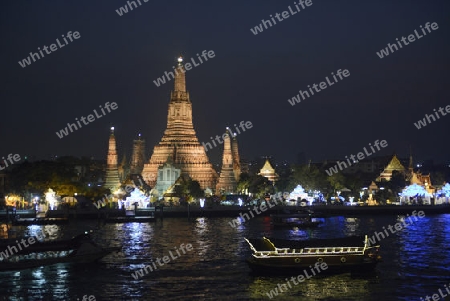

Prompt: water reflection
xmin=249 ymin=273 xmax=375 ymax=300
xmin=0 ymin=215 xmax=449 ymax=300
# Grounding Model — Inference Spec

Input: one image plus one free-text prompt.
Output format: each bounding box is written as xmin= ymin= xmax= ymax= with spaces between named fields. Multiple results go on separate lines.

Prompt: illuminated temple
xmin=141 ymin=58 xmax=218 ymax=190
xmin=216 ymin=130 xmax=237 ymax=194
xmin=104 ymin=127 xmax=121 ymax=191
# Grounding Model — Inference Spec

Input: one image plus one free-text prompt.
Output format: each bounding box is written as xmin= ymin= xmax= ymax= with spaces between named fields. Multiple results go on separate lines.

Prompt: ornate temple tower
xmin=104 ymin=127 xmax=121 ymax=191
xmin=216 ymin=131 xmax=237 ymax=194
xmin=376 ymin=154 xmax=405 ymax=181
xmin=142 ymin=57 xmax=218 ymax=190
xmin=258 ymin=159 xmax=279 ymax=184
xmin=130 ymin=133 xmax=146 ymax=175
xmin=229 ymin=130 xmax=241 ymax=182
xmin=118 ymin=153 xmax=129 ymax=182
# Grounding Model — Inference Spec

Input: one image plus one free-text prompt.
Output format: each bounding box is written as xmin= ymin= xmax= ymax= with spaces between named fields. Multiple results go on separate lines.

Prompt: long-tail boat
xmin=244 ymin=236 xmax=381 ymax=274
xmin=0 ymin=231 xmax=120 ymax=271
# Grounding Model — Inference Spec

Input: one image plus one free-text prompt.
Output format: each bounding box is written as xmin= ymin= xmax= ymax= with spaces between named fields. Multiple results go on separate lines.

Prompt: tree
xmin=386 ymin=171 xmax=406 ymax=196
xmin=248 ymin=175 xmax=274 ymax=199
xmin=237 ymin=172 xmax=251 ymax=194
xmin=289 ymin=164 xmax=328 ymax=192
xmin=431 ymin=172 xmax=446 ymax=186
xmin=328 ymin=172 xmax=346 ymax=191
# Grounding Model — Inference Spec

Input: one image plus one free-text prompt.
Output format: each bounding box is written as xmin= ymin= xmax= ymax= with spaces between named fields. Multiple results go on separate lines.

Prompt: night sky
xmin=1 ymin=0 xmax=449 ymax=167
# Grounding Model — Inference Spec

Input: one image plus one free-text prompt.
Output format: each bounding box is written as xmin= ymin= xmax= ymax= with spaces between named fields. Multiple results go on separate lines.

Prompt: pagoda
xmin=216 ymin=130 xmax=237 ymax=194
xmin=142 ymin=57 xmax=218 ymax=190
xmin=104 ymin=127 xmax=121 ymax=191
xmin=230 ymin=131 xmax=241 ymax=182
xmin=130 ymin=133 xmax=146 ymax=175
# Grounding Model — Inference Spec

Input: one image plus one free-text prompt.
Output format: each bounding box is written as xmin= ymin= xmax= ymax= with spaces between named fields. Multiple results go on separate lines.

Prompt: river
xmin=1 ymin=212 xmax=449 ymax=300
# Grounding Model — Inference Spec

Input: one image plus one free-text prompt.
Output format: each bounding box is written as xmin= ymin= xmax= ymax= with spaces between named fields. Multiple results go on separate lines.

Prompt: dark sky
xmin=1 ymin=0 xmax=449 ymax=166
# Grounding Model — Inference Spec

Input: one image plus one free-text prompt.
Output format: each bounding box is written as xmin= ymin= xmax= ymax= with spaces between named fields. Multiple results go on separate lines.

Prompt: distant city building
xmin=0 ymin=172 xmax=6 ymax=195
xmin=104 ymin=127 xmax=121 ymax=191
xmin=142 ymin=57 xmax=218 ymax=190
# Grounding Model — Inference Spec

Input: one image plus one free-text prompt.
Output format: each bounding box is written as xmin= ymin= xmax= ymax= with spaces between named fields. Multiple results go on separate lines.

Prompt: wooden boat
xmin=271 ymin=213 xmax=322 ymax=229
xmin=0 ymin=231 xmax=120 ymax=271
xmin=244 ymin=236 xmax=381 ymax=274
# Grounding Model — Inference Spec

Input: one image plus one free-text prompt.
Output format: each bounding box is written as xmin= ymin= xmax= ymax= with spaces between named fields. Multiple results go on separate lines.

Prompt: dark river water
xmin=1 ymin=213 xmax=450 ymax=301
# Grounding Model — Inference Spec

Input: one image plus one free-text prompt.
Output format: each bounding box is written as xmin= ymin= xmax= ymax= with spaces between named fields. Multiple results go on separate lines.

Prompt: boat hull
xmin=244 ymin=236 xmax=381 ymax=275
xmin=0 ymin=232 xmax=120 ymax=271
xmin=0 ymin=250 xmax=113 ymax=271
xmin=246 ymin=254 xmax=379 ymax=274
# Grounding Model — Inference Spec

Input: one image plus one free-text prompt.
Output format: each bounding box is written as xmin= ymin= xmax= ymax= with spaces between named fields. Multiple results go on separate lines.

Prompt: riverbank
xmin=1 ymin=204 xmax=449 ymax=221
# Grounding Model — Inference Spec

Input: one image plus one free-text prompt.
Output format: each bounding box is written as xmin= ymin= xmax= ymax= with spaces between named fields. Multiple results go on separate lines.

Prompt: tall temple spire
xmin=408 ymin=146 xmax=414 ymax=172
xmin=228 ymin=129 xmax=241 ymax=182
xmin=216 ymin=130 xmax=237 ymax=194
xmin=174 ymin=56 xmax=186 ymax=93
xmin=142 ymin=57 xmax=218 ymax=190
xmin=104 ymin=127 xmax=121 ymax=191
xmin=130 ymin=133 xmax=146 ymax=175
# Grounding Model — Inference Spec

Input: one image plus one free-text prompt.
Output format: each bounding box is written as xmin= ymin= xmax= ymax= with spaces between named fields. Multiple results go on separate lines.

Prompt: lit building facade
xmin=142 ymin=57 xmax=218 ymax=190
